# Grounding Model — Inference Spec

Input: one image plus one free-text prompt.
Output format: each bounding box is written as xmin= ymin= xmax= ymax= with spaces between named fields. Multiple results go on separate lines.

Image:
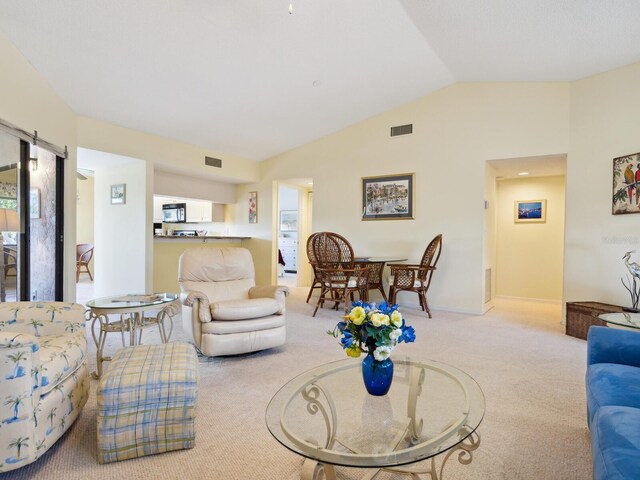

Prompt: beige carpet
xmin=3 ymin=290 xmax=592 ymax=479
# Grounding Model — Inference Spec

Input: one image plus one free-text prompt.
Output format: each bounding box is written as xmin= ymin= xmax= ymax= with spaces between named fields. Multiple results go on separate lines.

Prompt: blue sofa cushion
xmin=592 ymin=406 xmax=640 ymax=480
xmin=587 ymin=363 xmax=640 ymax=426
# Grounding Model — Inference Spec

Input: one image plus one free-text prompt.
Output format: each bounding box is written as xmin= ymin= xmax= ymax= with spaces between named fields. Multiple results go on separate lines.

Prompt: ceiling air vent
xmin=205 ymin=156 xmax=222 ymax=168
xmin=390 ymin=124 xmax=413 ymax=137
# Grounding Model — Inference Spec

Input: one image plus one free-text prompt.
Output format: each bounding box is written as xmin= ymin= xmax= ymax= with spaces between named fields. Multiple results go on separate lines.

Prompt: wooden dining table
xmin=354 ymin=256 xmax=408 ymax=302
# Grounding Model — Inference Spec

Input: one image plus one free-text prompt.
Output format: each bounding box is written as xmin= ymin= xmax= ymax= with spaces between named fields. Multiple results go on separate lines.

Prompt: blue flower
xmin=340 ymin=331 xmax=354 ymax=349
xmin=332 ymin=303 xmax=416 ymax=357
xmin=400 ymin=326 xmax=416 ymax=343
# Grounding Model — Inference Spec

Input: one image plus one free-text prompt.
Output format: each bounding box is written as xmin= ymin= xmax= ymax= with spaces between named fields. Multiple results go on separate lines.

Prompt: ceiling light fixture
xmin=29 ymin=130 xmax=38 ymax=172
xmin=289 ymin=2 xmax=293 ymax=14
xmin=517 ymin=171 xmax=529 ymax=176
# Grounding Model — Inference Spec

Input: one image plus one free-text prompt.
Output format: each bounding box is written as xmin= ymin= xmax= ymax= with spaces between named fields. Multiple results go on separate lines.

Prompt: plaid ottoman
xmin=97 ymin=342 xmax=198 ymax=464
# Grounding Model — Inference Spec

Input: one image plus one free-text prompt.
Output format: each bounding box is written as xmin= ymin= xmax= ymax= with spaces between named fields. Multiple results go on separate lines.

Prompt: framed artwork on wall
xmin=249 ymin=191 xmax=258 ymax=223
xmin=514 ymin=199 xmax=546 ymax=223
xmin=279 ymin=210 xmax=298 ymax=231
xmin=362 ymin=173 xmax=414 ymax=221
xmin=612 ymin=152 xmax=640 ymax=215
xmin=29 ymin=188 xmax=40 ymax=219
xmin=110 ymin=184 xmax=126 ymax=205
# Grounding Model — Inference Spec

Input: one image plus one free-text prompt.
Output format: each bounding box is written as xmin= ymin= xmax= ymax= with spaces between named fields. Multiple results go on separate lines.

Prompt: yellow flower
xmin=380 ymin=314 xmax=390 ymax=326
xmin=349 ymin=306 xmax=366 ymax=325
xmin=346 ymin=345 xmax=362 ymax=358
xmin=371 ymin=313 xmax=384 ymax=327
xmin=391 ymin=310 xmax=403 ymax=327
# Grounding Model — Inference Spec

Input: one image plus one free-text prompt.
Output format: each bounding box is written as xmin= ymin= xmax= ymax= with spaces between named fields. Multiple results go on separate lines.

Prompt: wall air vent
xmin=390 ymin=124 xmax=413 ymax=137
xmin=205 ymin=156 xmax=222 ymax=168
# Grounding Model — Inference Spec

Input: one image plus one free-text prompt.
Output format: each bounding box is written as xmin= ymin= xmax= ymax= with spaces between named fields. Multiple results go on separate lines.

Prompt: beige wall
xmin=76 ymin=176 xmax=94 ymax=274
xmin=5 ymin=21 xmax=640 ymax=311
xmin=241 ymin=83 xmax=570 ymax=313
xmin=227 ymin=182 xmax=275 ymax=287
xmin=77 ymin=116 xmax=259 ymax=184
xmin=0 ymin=31 xmax=78 ymax=301
xmin=483 ymin=163 xmax=498 ymax=307
xmin=496 ymin=176 xmax=566 ymax=302
xmin=565 ymin=63 xmax=640 ymax=308
xmin=154 ymin=170 xmax=236 ymax=204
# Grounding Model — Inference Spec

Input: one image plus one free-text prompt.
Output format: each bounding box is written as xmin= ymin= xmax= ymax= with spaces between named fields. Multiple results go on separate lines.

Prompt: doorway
xmin=486 ymin=154 xmax=567 ymax=304
xmin=274 ymin=179 xmax=313 ymax=288
xmin=0 ymin=129 xmax=65 ymax=302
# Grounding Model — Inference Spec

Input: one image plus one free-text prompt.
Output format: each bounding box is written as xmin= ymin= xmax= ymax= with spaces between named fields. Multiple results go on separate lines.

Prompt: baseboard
xmin=495 ymin=295 xmax=561 ymax=305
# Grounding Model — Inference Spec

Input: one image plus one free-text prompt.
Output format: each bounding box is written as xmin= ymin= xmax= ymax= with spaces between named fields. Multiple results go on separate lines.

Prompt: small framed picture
xmin=111 ymin=184 xmax=126 ymax=205
xmin=279 ymin=210 xmax=298 ymax=231
xmin=29 ymin=188 xmax=40 ymax=219
xmin=514 ymin=199 xmax=546 ymax=223
xmin=249 ymin=191 xmax=258 ymax=224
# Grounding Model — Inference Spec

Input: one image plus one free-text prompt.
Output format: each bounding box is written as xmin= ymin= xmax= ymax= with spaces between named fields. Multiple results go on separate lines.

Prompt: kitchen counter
xmin=154 ymin=235 xmax=251 ymax=240
xmin=153 ymin=235 xmax=253 ymax=293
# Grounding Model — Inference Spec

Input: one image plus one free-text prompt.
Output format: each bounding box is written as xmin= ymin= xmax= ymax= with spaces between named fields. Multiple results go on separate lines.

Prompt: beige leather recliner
xmin=179 ymin=246 xmax=288 ymax=356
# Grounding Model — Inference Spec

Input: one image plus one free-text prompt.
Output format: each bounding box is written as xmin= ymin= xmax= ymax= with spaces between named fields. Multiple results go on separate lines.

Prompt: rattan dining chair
xmin=359 ymin=260 xmax=387 ymax=302
xmin=305 ymin=232 xmax=322 ymax=303
xmin=388 ymin=234 xmax=442 ymax=318
xmin=76 ymin=243 xmax=94 ymax=282
xmin=310 ymin=232 xmax=369 ymax=316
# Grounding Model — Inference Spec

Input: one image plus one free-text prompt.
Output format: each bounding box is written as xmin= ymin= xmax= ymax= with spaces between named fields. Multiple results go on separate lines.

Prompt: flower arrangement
xmin=328 ymin=301 xmax=416 ymax=361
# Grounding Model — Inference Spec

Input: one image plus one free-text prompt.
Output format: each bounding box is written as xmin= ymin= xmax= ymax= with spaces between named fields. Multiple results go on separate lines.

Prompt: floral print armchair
xmin=0 ymin=302 xmax=89 ymax=473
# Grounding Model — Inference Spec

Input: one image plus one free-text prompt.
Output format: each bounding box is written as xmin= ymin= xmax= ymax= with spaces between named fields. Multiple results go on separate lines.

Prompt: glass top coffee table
xmin=599 ymin=312 xmax=640 ymax=330
xmin=86 ymin=293 xmax=179 ymax=378
xmin=266 ymin=357 xmax=484 ymax=480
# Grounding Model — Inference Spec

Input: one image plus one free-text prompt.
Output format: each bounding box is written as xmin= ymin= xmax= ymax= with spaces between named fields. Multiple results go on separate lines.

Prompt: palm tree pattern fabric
xmin=0 ymin=302 xmax=89 ymax=473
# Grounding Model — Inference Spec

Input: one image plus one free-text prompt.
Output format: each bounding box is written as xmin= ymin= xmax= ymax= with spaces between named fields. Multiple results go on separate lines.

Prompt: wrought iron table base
xmin=89 ymin=306 xmax=175 ymax=378
xmin=300 ymin=431 xmax=480 ymax=480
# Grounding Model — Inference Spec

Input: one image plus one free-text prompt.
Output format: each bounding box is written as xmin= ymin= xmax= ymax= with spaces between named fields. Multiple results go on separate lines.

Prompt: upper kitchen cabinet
xmin=153 ymin=196 xmax=164 ymax=222
xmin=185 ymin=200 xmax=224 ymax=223
xmin=154 ymin=196 xmax=225 ymax=223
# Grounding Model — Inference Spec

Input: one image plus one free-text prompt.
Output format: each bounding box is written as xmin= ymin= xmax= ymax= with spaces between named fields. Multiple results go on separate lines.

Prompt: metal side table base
xmin=86 ymin=293 xmax=179 ymax=378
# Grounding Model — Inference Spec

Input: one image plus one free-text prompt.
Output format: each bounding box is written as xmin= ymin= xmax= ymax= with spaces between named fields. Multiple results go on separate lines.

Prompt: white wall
xmin=278 ymin=186 xmax=298 ymax=213
xmin=239 ymin=82 xmax=570 ymax=313
xmin=496 ymin=176 xmax=566 ymax=302
xmin=565 ymin=62 xmax=640 ymax=308
xmin=92 ymin=152 xmax=150 ymax=297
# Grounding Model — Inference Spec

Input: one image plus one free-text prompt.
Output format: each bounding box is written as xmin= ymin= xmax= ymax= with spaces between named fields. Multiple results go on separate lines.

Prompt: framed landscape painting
xmin=280 ymin=210 xmax=298 ymax=231
xmin=362 ymin=173 xmax=414 ymax=221
xmin=514 ymin=199 xmax=546 ymax=223
xmin=110 ymin=184 xmax=126 ymax=205
xmin=612 ymin=152 xmax=640 ymax=215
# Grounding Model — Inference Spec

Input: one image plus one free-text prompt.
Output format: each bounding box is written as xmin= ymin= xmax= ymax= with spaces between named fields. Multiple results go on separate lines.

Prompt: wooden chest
xmin=565 ymin=301 xmax=624 ymax=340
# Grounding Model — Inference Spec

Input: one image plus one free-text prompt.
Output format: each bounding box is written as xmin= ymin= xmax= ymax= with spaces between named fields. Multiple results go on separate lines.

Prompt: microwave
xmin=162 ymin=203 xmax=186 ymax=223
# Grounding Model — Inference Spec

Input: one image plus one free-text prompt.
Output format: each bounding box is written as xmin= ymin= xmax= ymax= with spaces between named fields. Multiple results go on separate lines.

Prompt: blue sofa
xmin=586 ymin=326 xmax=640 ymax=479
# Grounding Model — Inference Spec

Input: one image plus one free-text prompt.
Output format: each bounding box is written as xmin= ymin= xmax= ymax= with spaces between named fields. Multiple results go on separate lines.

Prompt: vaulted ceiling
xmin=0 ymin=1 xmax=639 ymax=161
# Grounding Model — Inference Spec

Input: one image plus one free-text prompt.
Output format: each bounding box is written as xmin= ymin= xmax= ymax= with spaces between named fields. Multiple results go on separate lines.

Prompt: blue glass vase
xmin=362 ymin=353 xmax=394 ymax=396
